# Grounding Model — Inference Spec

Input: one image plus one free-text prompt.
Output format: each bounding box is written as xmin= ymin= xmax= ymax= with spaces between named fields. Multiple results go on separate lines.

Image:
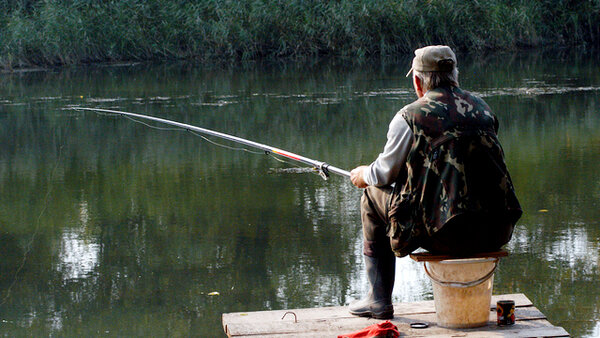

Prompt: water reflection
xmin=593 ymin=322 xmax=600 ymax=337
xmin=0 ymin=51 xmax=599 ymax=337
xmin=548 ymin=227 xmax=598 ymax=272
xmin=58 ymin=228 xmax=100 ymax=281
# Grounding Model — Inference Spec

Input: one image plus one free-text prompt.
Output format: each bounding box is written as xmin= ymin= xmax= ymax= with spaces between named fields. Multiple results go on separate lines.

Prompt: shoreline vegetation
xmin=1 ymin=0 xmax=599 ymax=70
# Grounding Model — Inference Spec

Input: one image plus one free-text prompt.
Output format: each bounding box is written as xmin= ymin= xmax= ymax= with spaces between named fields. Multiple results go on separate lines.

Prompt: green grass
xmin=1 ymin=0 xmax=599 ymax=69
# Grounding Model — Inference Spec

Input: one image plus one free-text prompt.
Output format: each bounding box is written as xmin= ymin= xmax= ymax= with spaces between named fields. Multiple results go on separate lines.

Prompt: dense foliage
xmin=1 ymin=0 xmax=599 ymax=68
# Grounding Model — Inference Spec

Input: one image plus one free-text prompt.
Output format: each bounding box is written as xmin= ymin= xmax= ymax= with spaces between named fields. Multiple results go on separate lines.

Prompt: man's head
xmin=406 ymin=45 xmax=459 ymax=96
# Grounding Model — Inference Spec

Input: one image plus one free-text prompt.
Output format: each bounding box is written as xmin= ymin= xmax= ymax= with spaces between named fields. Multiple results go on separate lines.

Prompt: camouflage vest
xmin=388 ymin=86 xmax=522 ymax=256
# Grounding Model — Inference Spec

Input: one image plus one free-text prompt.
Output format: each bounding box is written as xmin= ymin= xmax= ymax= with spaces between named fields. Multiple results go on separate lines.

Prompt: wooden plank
xmin=410 ymin=250 xmax=509 ymax=262
xmin=224 ymin=309 xmax=566 ymax=337
xmin=258 ymin=326 xmax=570 ymax=338
xmin=223 ymin=303 xmax=546 ymax=337
xmin=223 ymin=293 xmax=532 ymax=331
xmin=261 ymin=320 xmax=570 ymax=338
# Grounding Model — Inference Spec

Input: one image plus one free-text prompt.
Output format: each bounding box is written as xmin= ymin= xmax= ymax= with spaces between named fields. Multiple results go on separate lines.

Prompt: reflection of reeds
xmin=1 ymin=0 xmax=599 ymax=69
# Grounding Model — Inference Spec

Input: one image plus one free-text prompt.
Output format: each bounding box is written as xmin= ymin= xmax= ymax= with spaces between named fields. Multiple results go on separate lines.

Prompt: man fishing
xmin=348 ymin=45 xmax=522 ymax=319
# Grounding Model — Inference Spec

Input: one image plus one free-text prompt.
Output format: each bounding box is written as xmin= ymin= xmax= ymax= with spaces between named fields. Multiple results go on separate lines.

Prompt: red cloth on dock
xmin=338 ymin=320 xmax=400 ymax=338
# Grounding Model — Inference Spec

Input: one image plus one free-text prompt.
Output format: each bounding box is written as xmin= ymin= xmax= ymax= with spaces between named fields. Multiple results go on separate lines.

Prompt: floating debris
xmin=86 ymin=97 xmax=126 ymax=103
xmin=538 ymin=209 xmax=549 ymax=213
xmin=208 ymin=291 xmax=220 ymax=296
xmin=474 ymin=85 xmax=600 ymax=98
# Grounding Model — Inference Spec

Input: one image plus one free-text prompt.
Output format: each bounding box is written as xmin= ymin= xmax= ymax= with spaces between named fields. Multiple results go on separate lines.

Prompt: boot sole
xmin=349 ymin=310 xmax=394 ymax=319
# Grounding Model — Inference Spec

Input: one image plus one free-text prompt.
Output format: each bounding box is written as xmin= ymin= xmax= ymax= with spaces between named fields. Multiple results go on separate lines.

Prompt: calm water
xmin=0 ymin=51 xmax=599 ymax=337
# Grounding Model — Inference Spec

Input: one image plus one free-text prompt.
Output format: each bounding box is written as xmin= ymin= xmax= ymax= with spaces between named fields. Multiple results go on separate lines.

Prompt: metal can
xmin=496 ymin=300 xmax=515 ymax=326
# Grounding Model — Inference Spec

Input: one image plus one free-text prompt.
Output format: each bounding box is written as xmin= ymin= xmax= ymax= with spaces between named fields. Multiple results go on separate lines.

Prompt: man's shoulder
xmin=398 ymin=96 xmax=429 ymax=115
xmin=455 ymin=87 xmax=492 ymax=109
xmin=399 ymin=92 xmax=448 ymax=121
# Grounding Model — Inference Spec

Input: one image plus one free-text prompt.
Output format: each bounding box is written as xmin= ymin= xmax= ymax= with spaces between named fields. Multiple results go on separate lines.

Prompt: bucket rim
xmin=424 ymin=258 xmax=499 ymax=288
xmin=433 ymin=257 xmax=497 ymax=265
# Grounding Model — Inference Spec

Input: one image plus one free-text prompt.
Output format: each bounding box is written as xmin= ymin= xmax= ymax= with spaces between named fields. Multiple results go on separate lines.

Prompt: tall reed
xmin=1 ymin=0 xmax=599 ymax=69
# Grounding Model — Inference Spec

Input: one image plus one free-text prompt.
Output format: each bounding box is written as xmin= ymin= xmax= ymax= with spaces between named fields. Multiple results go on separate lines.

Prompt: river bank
xmin=1 ymin=0 xmax=599 ymax=70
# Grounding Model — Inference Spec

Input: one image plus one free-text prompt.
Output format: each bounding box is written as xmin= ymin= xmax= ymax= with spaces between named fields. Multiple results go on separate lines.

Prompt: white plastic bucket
xmin=424 ymin=257 xmax=498 ymax=328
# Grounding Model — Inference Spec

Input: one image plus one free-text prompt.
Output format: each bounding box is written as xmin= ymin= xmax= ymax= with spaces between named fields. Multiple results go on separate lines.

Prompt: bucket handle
xmin=423 ymin=258 xmax=499 ymax=288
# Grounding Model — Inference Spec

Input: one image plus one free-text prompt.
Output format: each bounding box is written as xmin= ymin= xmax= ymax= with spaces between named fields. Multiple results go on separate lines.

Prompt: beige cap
xmin=406 ymin=45 xmax=457 ymax=77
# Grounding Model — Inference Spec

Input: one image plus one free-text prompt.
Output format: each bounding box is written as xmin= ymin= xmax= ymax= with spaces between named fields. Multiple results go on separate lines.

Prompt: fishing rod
xmin=69 ymin=107 xmax=351 ymax=180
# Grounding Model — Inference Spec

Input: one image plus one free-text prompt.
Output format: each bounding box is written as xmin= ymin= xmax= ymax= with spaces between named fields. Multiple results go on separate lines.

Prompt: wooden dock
xmin=222 ymin=293 xmax=569 ymax=337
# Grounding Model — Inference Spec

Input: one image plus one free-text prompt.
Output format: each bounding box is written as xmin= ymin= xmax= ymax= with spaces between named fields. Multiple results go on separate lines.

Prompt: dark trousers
xmin=361 ymin=186 xmax=514 ymax=257
xmin=360 ymin=186 xmax=395 ymax=258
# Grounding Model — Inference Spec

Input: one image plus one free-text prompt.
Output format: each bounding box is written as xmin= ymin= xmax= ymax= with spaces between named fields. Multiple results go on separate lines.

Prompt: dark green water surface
xmin=1 ymin=52 xmax=599 ymax=337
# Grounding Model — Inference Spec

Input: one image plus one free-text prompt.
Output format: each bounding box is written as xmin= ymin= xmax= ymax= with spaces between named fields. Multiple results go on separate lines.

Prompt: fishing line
xmin=69 ymin=107 xmax=351 ymax=179
xmin=96 ymin=110 xmax=181 ymax=132
xmin=91 ymin=109 xmax=318 ymax=175
xmin=188 ymin=130 xmax=263 ymax=155
xmin=97 ymin=109 xmax=265 ymax=154
xmin=189 ymin=129 xmax=316 ymax=175
xmin=0 ymin=143 xmax=64 ymax=307
xmin=187 ymin=129 xmax=312 ymax=173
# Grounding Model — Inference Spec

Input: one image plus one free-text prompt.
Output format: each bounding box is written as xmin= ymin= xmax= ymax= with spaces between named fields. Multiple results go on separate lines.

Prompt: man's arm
xmin=350 ymin=114 xmax=413 ymax=188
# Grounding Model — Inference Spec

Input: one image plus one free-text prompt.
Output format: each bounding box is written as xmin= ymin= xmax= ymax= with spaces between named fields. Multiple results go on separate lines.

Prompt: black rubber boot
xmin=349 ymin=253 xmax=395 ymax=319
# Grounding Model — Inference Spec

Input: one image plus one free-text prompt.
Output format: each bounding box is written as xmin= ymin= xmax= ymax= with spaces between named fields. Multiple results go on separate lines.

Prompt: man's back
xmin=390 ymin=85 xmax=522 ymax=256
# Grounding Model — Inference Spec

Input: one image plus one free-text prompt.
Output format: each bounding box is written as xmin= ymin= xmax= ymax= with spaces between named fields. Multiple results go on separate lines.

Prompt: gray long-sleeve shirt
xmin=363 ymin=113 xmax=414 ymax=187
